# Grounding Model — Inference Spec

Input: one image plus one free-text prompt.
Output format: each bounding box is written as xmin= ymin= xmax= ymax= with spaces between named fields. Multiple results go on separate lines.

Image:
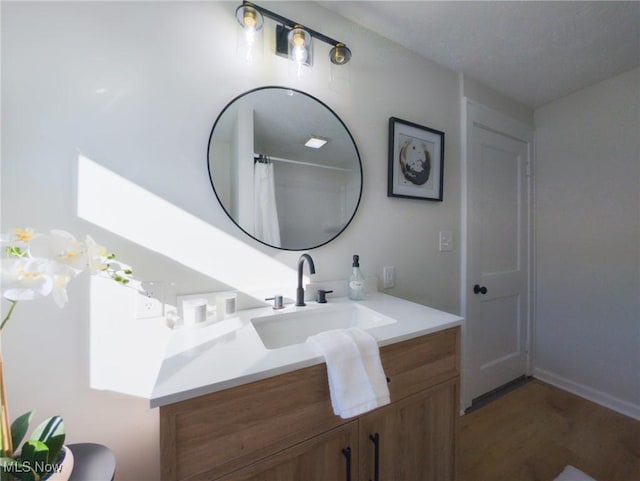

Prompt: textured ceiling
xmin=318 ymin=1 xmax=640 ymax=108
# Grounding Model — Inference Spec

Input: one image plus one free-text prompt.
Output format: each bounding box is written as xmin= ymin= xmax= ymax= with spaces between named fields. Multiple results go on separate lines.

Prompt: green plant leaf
xmin=10 ymin=412 xmax=34 ymax=450
xmin=1 ymin=455 xmax=39 ymax=481
xmin=0 ymin=456 xmax=19 ymax=479
xmin=30 ymin=416 xmax=64 ymax=465
xmin=20 ymin=439 xmax=48 ymax=467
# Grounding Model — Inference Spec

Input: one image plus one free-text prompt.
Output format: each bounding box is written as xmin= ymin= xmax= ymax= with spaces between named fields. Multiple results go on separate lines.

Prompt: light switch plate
xmin=439 ymin=231 xmax=454 ymax=252
xmin=383 ymin=266 xmax=395 ymax=288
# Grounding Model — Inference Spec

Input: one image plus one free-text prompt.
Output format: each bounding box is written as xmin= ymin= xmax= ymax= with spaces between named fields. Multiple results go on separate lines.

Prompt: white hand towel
xmin=307 ymin=327 xmax=390 ymax=419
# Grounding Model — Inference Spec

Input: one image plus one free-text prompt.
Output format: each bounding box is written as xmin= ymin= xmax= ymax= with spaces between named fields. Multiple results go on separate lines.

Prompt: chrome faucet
xmin=296 ymin=253 xmax=316 ymax=306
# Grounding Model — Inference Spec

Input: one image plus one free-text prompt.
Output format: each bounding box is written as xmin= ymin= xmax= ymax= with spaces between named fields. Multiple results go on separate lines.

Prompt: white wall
xmin=533 ymin=67 xmax=640 ymax=419
xmin=1 ymin=2 xmax=462 ymax=479
xmin=460 ymin=74 xmax=534 ymax=127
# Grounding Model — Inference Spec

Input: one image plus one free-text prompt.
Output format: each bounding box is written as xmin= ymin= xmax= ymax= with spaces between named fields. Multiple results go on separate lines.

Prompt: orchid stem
xmin=0 ymin=301 xmax=17 ymax=333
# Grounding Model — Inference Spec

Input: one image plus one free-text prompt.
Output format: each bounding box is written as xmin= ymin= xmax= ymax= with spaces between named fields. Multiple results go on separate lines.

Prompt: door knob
xmin=473 ymin=284 xmax=488 ymax=295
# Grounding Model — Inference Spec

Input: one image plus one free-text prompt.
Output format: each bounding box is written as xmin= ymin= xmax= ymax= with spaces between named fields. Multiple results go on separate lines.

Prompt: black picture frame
xmin=387 ymin=117 xmax=445 ymax=201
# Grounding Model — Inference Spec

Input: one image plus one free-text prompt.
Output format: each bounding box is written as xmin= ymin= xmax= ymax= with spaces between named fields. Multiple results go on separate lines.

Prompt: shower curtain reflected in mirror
xmin=254 ymin=160 xmax=281 ymax=247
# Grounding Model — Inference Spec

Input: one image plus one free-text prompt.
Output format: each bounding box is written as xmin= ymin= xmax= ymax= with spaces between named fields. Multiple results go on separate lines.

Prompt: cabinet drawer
xmin=217 ymin=421 xmax=358 ymax=481
xmin=380 ymin=327 xmax=460 ymax=402
xmin=161 ymin=363 xmax=341 ymax=481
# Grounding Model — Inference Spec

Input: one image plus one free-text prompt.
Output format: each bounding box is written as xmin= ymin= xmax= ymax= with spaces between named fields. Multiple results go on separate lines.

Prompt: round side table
xmin=67 ymin=443 xmax=116 ymax=481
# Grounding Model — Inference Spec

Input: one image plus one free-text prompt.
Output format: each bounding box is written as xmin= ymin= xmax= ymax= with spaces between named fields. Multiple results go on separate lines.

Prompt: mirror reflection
xmin=208 ymin=87 xmax=363 ymax=250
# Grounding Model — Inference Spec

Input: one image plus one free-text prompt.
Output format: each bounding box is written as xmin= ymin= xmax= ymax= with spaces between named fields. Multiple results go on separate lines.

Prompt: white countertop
xmin=150 ymin=293 xmax=462 ymax=407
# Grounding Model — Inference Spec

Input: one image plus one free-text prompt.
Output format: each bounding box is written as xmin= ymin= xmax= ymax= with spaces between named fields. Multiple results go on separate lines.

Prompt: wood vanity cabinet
xmin=160 ymin=326 xmax=460 ymax=481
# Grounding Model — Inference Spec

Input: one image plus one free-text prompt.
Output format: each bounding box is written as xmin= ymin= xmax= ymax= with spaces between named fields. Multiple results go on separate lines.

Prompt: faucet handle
xmin=265 ymin=295 xmax=285 ymax=310
xmin=315 ymin=289 xmax=334 ymax=304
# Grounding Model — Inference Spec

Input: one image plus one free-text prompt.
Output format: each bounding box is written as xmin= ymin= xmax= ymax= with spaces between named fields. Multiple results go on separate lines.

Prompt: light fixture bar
xmin=241 ymin=1 xmax=348 ymax=54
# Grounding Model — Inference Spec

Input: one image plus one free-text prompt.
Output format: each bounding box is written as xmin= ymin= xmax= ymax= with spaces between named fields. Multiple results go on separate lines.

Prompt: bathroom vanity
xmin=145 ymin=78 xmax=468 ymax=480
xmin=153 ymin=294 xmax=461 ymax=481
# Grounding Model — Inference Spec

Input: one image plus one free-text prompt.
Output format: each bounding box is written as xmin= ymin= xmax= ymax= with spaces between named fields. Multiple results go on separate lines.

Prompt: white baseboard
xmin=534 ymin=368 xmax=640 ymax=421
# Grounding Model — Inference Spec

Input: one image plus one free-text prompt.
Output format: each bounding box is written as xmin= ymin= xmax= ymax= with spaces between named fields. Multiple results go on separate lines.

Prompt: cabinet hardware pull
xmin=342 ymin=447 xmax=352 ymax=481
xmin=369 ymin=433 xmax=380 ymax=481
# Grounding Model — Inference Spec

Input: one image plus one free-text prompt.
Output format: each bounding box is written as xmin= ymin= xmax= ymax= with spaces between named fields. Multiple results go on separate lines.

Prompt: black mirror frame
xmin=207 ymin=86 xmax=363 ymax=251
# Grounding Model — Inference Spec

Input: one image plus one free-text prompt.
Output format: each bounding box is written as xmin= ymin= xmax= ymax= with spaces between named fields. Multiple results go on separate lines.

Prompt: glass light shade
xmin=235 ymin=5 xmax=264 ymax=31
xmin=287 ymin=27 xmax=312 ymax=67
xmin=330 ymin=62 xmax=351 ymax=89
xmin=235 ymin=5 xmax=264 ymax=63
xmin=329 ymin=44 xmax=352 ymax=65
xmin=329 ymin=46 xmax=351 ymax=89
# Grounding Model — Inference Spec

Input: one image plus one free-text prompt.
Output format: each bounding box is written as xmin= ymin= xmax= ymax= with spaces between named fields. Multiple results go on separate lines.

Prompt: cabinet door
xmin=359 ymin=379 xmax=458 ymax=481
xmin=220 ymin=421 xmax=358 ymax=481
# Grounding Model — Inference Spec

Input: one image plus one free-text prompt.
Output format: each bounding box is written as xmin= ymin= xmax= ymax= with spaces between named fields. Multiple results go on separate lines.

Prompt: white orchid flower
xmin=51 ymin=274 xmax=71 ymax=308
xmin=1 ymin=257 xmax=54 ymax=301
xmin=6 ymin=227 xmax=36 ymax=244
xmin=0 ymin=228 xmax=37 ymax=255
xmin=85 ymin=235 xmax=110 ymax=274
xmin=1 ymin=227 xmax=133 ymax=324
xmin=30 ymin=230 xmax=88 ymax=275
xmin=46 ymin=262 xmax=79 ymax=308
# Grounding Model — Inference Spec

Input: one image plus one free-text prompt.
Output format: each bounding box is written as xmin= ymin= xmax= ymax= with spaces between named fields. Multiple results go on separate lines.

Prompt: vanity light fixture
xmin=288 ymin=26 xmax=312 ymax=68
xmin=329 ymin=43 xmax=352 ymax=66
xmin=236 ymin=1 xmax=352 ymax=71
xmin=236 ymin=3 xmax=263 ymax=32
xmin=304 ymin=136 xmax=328 ymax=149
xmin=236 ymin=3 xmax=264 ymax=61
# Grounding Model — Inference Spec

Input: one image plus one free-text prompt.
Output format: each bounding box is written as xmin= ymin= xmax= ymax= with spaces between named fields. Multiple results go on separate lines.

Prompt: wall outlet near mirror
xmin=136 ymin=281 xmax=165 ymax=319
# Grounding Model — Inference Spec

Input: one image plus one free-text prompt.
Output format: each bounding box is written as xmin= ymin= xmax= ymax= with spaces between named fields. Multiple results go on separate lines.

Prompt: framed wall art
xmin=387 ymin=117 xmax=445 ymax=201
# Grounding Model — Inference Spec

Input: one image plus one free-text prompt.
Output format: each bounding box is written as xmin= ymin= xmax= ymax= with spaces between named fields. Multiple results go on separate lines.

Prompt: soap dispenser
xmin=348 ymin=254 xmax=365 ymax=300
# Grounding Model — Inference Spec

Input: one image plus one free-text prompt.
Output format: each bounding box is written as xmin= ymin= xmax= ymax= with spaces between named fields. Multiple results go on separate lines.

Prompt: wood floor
xmin=459 ymin=379 xmax=640 ymax=481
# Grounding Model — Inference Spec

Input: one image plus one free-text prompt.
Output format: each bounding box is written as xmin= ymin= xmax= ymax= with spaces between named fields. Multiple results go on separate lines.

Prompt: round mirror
xmin=207 ymin=87 xmax=363 ymax=250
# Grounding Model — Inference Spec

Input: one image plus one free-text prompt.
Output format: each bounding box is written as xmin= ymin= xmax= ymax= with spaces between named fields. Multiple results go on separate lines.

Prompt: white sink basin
xmin=251 ymin=303 xmax=397 ymax=349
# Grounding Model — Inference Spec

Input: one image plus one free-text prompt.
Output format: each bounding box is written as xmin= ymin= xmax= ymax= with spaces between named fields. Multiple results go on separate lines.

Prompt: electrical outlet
xmin=136 ymin=281 xmax=164 ymax=319
xmin=383 ymin=266 xmax=395 ymax=289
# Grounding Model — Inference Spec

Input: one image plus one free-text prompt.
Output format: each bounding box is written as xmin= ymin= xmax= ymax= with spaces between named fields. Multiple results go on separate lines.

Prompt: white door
xmin=465 ymin=102 xmax=532 ymax=405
